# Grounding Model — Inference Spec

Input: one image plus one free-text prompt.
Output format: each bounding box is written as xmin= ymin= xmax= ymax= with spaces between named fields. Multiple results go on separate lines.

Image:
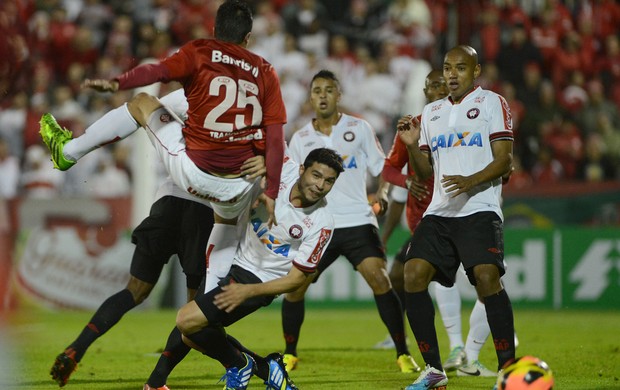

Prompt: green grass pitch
xmin=2 ymin=305 xmax=618 ymax=389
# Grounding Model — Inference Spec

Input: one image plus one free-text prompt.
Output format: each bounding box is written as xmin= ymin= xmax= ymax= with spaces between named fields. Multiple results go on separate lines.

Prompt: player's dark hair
xmin=310 ymin=70 xmax=340 ymax=89
xmin=215 ymin=0 xmax=253 ymax=44
xmin=304 ymin=148 xmax=344 ymax=175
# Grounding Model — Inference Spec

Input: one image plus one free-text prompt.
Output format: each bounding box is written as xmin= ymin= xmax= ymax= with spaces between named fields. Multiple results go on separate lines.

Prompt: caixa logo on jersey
xmin=430 ymin=131 xmax=483 ymax=151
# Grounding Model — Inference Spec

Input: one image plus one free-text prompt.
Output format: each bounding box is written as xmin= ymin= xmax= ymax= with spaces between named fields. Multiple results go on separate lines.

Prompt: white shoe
xmin=443 ymin=346 xmax=466 ymax=371
xmin=457 ymin=360 xmax=497 ymax=377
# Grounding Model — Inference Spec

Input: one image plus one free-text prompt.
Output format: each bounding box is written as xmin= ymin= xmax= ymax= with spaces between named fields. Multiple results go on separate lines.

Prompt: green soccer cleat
xmin=39 ymin=113 xmax=76 ymax=171
xmin=397 ymin=353 xmax=422 ymax=373
xmin=282 ymin=354 xmax=299 ymax=373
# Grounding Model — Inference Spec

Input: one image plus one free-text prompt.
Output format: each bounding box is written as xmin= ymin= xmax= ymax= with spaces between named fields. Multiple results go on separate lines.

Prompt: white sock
xmin=204 ymin=223 xmax=238 ymax=293
xmin=64 ymin=103 xmax=138 ymax=161
xmin=434 ymin=283 xmax=463 ymax=349
xmin=465 ymin=299 xmax=490 ymax=362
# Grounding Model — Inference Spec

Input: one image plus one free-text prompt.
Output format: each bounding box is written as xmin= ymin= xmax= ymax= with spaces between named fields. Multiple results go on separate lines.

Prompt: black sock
xmin=146 ymin=327 xmax=191 ymax=387
xmin=374 ymin=290 xmax=408 ymax=356
xmin=405 ymin=290 xmax=442 ymax=370
xmin=395 ymin=288 xmax=406 ymax=313
xmin=186 ymin=326 xmax=244 ymax=368
xmin=484 ymin=289 xmax=516 ymax=370
xmin=282 ymin=298 xmax=304 ymax=356
xmin=69 ymin=289 xmax=137 ymax=362
xmin=227 ymin=334 xmax=268 ymax=381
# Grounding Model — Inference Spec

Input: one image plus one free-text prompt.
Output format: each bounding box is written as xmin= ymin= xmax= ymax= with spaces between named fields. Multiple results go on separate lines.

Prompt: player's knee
xmin=403 ymin=259 xmax=434 ymax=291
xmin=176 ymin=305 xmax=193 ymax=334
xmin=127 ymin=93 xmax=161 ymax=125
xmin=473 ymin=264 xmax=501 ymax=288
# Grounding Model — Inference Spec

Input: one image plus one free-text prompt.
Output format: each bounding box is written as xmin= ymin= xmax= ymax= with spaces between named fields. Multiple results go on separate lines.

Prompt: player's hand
xmin=371 ymin=190 xmax=389 ymax=217
xmin=502 ymin=165 xmax=515 ymax=184
xmin=240 ymin=155 xmax=266 ymax=179
xmin=214 ymin=283 xmax=250 ymax=313
xmin=441 ymin=174 xmax=476 ymax=197
xmin=396 ymin=115 xmax=420 ymax=146
xmin=82 ymin=79 xmax=119 ymax=93
xmin=258 ymin=193 xmax=277 ymax=228
xmin=406 ymin=176 xmax=430 ymax=201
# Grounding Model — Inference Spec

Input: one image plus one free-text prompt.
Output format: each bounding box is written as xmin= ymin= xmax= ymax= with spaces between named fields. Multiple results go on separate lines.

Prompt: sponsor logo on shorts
xmin=187 ymin=186 xmax=238 ymax=203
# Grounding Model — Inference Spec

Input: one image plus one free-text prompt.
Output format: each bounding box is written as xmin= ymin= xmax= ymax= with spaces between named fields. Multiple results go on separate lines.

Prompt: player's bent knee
xmin=127 ymin=93 xmax=163 ymax=126
xmin=176 ymin=301 xmax=207 ymax=335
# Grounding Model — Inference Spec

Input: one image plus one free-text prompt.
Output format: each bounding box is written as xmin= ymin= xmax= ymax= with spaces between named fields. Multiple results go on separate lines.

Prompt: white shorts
xmin=145 ymin=107 xmax=259 ymax=220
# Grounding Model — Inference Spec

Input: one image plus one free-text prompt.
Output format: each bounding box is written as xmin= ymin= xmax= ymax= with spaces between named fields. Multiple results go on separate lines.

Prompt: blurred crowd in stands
xmin=1 ymin=0 xmax=620 ymax=201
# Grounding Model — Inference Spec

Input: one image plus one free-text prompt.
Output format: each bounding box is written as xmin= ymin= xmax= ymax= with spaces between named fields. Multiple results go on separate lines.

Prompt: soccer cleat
xmin=39 ymin=113 xmax=76 ymax=171
xmin=373 ymin=334 xmax=396 ymax=349
xmin=50 ymin=348 xmax=78 ymax=387
xmin=143 ymin=384 xmax=170 ymax=390
xmin=219 ymin=352 xmax=255 ymax=390
xmin=264 ymin=353 xmax=299 ymax=390
xmin=405 ymin=364 xmax=448 ymax=390
xmin=397 ymin=354 xmax=421 ymax=373
xmin=282 ymin=354 xmax=299 ymax=373
xmin=457 ymin=360 xmax=497 ymax=377
xmin=443 ymin=346 xmax=467 ymax=371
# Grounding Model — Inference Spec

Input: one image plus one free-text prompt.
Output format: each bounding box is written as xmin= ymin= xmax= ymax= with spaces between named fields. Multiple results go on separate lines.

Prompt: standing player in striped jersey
xmin=382 ymin=70 xmax=499 ymax=377
xmin=281 ymin=70 xmax=421 ymax=374
xmin=175 ymin=148 xmax=343 ymax=390
xmin=39 ymin=0 xmax=287 ymax=296
xmin=397 ymin=45 xmax=516 ymax=390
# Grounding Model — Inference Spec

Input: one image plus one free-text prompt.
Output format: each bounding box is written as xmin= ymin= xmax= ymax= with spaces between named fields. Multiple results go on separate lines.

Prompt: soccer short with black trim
xmin=405 ymin=211 xmax=505 ymax=287
xmin=314 ymin=224 xmax=386 ymax=280
xmin=195 ymin=265 xmax=274 ymax=326
xmin=130 ymin=196 xmax=214 ymax=289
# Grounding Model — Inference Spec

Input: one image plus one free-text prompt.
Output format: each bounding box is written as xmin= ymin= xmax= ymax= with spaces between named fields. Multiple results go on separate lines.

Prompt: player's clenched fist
xmin=81 ymin=79 xmax=120 ymax=92
xmin=396 ymin=115 xmax=420 ymax=146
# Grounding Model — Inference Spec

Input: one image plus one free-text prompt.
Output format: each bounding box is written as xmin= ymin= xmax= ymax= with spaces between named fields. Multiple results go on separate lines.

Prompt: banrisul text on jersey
xmin=212 ymin=50 xmax=259 ymax=77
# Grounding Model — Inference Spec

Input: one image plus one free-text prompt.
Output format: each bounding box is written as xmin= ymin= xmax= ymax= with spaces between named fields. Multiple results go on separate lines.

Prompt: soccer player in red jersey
xmin=40 ymin=0 xmax=287 ymax=303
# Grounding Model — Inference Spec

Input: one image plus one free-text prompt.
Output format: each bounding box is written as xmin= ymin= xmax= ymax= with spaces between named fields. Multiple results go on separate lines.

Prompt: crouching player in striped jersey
xmin=175 ymin=148 xmax=343 ymax=390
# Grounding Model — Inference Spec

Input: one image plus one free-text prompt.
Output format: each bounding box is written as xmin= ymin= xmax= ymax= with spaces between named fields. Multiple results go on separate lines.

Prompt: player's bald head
xmin=445 ymin=45 xmax=479 ymax=67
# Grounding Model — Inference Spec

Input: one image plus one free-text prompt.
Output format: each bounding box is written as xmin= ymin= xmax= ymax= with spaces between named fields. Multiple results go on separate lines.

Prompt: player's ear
xmin=473 ymin=63 xmax=481 ymax=80
xmin=242 ymin=32 xmax=252 ymax=47
xmin=298 ymin=164 xmax=305 ymax=177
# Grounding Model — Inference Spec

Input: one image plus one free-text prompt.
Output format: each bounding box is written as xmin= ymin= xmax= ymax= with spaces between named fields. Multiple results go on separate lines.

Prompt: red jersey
xmin=382 ymin=117 xmax=433 ymax=233
xmin=160 ymin=39 xmax=286 ymax=174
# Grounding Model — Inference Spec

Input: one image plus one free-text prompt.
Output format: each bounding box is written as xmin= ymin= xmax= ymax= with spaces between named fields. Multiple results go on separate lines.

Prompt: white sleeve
xmin=293 ymin=219 xmax=334 ymax=273
xmin=489 ymin=93 xmax=514 ymax=138
xmin=288 ymin=132 xmax=305 ymax=165
xmin=391 ymin=185 xmax=408 ymax=203
xmin=362 ymin=120 xmax=387 ymax=177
